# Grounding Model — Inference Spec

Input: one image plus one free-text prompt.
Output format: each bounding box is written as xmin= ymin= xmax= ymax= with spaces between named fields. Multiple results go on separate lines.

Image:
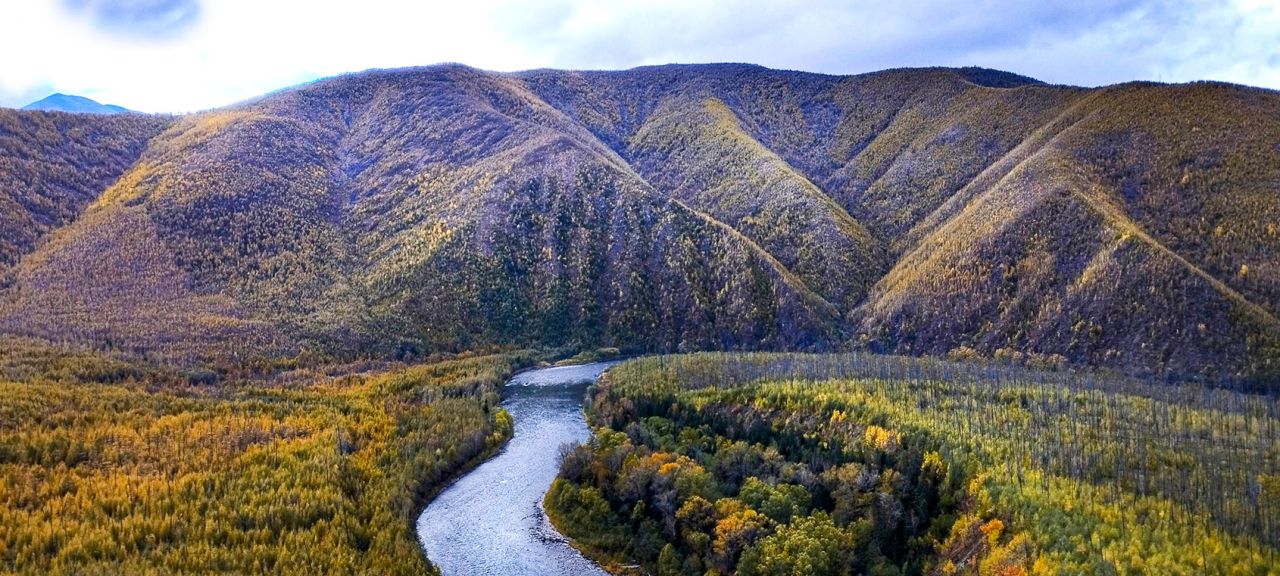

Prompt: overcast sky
xmin=2 ymin=0 xmax=1277 ymax=113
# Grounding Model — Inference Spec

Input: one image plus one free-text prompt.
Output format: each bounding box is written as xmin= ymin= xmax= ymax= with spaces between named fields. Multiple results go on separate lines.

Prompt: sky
xmin=1 ymin=0 xmax=1278 ymax=113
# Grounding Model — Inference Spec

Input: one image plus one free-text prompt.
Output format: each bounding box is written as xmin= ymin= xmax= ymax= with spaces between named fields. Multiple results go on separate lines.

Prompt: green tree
xmin=657 ymin=543 xmax=682 ymax=576
xmin=739 ymin=513 xmax=855 ymax=576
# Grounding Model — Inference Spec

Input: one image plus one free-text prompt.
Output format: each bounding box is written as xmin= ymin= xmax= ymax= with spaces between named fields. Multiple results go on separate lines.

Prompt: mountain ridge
xmin=0 ymin=63 xmax=1275 ymax=383
xmin=21 ymin=93 xmax=132 ymax=114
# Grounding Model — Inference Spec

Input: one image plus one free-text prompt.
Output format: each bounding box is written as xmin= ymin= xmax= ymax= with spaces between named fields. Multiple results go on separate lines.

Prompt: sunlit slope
xmin=0 ymin=110 xmax=169 ymax=274
xmin=823 ymin=70 xmax=1081 ymax=248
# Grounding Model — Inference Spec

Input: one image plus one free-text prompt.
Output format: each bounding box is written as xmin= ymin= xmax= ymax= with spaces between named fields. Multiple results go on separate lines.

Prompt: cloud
xmin=0 ymin=0 xmax=1277 ymax=113
xmin=510 ymin=0 xmax=1155 ymax=73
xmin=61 ymin=0 xmax=201 ymax=39
xmin=501 ymin=0 xmax=1274 ymax=89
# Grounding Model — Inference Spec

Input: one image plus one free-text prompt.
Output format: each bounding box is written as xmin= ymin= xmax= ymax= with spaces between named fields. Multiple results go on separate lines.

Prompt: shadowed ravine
xmin=416 ymin=362 xmax=617 ymax=576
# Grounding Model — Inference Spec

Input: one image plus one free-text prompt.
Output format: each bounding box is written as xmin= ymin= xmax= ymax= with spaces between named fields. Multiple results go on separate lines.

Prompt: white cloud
xmin=1 ymin=0 xmax=1276 ymax=113
xmin=1 ymin=1 xmax=545 ymax=112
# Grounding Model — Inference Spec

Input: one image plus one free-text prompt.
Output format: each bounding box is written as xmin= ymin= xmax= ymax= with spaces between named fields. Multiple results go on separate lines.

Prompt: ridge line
xmin=1065 ymin=170 xmax=1280 ymax=330
xmin=894 ymin=89 xmax=1105 ymax=254
xmin=668 ymin=198 xmax=840 ymax=320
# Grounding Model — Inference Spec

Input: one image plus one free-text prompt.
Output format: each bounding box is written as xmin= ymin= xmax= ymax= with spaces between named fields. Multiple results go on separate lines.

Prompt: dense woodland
xmin=0 ymin=336 xmax=540 ymax=574
xmin=548 ymin=353 xmax=1279 ymax=574
xmin=2 ymin=344 xmax=1275 ymax=573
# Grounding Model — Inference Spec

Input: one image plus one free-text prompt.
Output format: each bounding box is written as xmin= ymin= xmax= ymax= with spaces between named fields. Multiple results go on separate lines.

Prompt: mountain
xmin=0 ymin=64 xmax=1275 ymax=383
xmin=21 ymin=93 xmax=132 ymax=114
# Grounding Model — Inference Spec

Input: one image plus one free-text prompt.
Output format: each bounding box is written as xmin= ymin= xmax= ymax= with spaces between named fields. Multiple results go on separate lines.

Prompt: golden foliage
xmin=0 ymin=348 xmax=533 ymax=574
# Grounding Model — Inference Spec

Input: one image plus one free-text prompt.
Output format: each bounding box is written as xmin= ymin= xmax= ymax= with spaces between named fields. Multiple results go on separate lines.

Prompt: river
xmin=416 ymin=362 xmax=617 ymax=576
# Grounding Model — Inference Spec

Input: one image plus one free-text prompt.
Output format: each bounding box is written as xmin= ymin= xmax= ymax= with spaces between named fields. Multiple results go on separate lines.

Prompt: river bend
xmin=416 ymin=362 xmax=616 ymax=576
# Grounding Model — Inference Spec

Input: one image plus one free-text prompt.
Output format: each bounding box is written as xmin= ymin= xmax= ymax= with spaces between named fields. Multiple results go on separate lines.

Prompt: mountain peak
xmin=21 ymin=93 xmax=131 ymax=114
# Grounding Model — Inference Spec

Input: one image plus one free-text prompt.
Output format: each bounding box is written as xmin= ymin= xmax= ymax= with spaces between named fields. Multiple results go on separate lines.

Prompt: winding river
xmin=416 ymin=362 xmax=617 ymax=576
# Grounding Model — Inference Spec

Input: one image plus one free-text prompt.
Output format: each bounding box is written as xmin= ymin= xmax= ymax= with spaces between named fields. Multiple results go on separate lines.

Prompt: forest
xmin=0 ymin=336 xmax=540 ymax=574
xmin=547 ymin=353 xmax=1279 ymax=575
xmin=1 ymin=342 xmax=1277 ymax=574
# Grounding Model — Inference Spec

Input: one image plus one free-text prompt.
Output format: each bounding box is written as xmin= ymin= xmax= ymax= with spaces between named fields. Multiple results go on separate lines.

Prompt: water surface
xmin=417 ymin=362 xmax=617 ymax=576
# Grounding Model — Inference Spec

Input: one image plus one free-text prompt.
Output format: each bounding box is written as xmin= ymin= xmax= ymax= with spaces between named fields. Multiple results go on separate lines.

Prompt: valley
xmin=1 ymin=62 xmax=1278 ymax=574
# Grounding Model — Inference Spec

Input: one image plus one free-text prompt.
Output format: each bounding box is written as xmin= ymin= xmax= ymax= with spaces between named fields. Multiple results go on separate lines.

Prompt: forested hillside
xmin=1 ymin=64 xmax=1277 ymax=382
xmin=0 ymin=110 xmax=169 ymax=274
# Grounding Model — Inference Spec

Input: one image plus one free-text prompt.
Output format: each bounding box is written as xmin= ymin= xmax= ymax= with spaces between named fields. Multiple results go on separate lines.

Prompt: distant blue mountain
xmin=22 ymin=93 xmax=131 ymax=114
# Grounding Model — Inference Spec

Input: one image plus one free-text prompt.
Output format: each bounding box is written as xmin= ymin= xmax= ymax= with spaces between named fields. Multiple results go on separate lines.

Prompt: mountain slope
xmin=2 ymin=66 xmax=839 ymax=361
xmin=0 ymin=64 xmax=1275 ymax=382
xmin=21 ymin=93 xmax=132 ymax=114
xmin=854 ymin=82 xmax=1280 ymax=381
xmin=0 ymin=110 xmax=170 ymax=275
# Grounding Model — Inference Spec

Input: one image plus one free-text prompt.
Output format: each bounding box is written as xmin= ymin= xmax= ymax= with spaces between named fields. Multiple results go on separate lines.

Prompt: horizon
xmin=2 ymin=0 xmax=1277 ymax=114
xmin=12 ymin=60 xmax=1280 ymax=116
xmin=13 ymin=62 xmax=1052 ymax=113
